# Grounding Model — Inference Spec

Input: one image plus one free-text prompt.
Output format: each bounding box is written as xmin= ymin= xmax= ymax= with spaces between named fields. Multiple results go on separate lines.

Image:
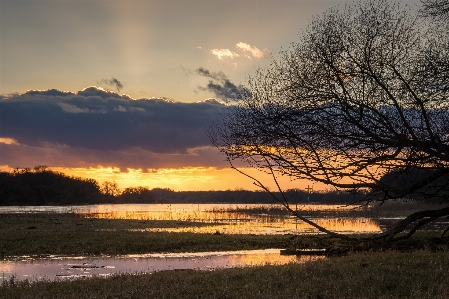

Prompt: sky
xmin=0 ymin=0 xmax=420 ymax=191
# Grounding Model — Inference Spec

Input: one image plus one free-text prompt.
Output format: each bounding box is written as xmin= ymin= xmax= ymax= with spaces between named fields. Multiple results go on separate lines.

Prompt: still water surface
xmin=0 ymin=250 xmax=322 ymax=282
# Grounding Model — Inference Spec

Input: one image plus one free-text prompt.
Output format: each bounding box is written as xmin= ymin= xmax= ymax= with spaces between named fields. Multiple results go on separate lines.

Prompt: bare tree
xmin=210 ymin=0 xmax=449 ymax=241
xmin=421 ymin=0 xmax=449 ymax=20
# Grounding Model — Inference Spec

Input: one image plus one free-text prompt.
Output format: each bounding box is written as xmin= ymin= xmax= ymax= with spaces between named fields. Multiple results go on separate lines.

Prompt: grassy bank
xmin=1 ymin=250 xmax=448 ymax=298
xmin=0 ymin=213 xmax=290 ymax=257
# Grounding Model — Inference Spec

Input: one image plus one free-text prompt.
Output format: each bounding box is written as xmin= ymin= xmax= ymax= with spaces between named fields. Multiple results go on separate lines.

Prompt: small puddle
xmin=0 ymin=249 xmax=323 ymax=282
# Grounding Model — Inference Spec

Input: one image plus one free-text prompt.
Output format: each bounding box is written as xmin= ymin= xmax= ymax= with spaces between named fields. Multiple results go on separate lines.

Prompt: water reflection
xmin=141 ymin=218 xmax=381 ymax=235
xmin=79 ymin=204 xmax=381 ymax=235
xmin=0 ymin=249 xmax=322 ymax=282
xmin=0 ymin=204 xmax=382 ymax=235
xmin=79 ymin=203 xmax=360 ymax=221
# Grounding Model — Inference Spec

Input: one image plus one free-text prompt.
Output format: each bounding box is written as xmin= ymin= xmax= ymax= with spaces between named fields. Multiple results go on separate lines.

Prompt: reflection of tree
xmin=210 ymin=0 xmax=449 ymax=241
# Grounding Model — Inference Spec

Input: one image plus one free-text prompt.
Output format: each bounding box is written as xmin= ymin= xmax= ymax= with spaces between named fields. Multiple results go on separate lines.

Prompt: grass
xmin=1 ymin=250 xmax=448 ymax=298
xmin=0 ymin=213 xmax=290 ymax=258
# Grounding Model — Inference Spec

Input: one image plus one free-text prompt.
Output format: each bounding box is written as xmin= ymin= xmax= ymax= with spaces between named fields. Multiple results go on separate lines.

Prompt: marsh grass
xmin=0 ymin=213 xmax=290 ymax=258
xmin=2 ymin=250 xmax=448 ymax=299
xmin=211 ymin=201 xmax=447 ymax=219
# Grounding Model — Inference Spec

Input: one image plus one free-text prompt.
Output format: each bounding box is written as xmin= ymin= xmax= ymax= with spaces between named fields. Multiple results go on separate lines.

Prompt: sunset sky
xmin=0 ymin=0 xmax=420 ymax=191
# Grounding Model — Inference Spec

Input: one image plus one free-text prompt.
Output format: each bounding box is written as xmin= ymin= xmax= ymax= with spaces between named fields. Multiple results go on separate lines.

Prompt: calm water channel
xmin=2 ymin=203 xmax=438 ymax=282
xmin=1 ymin=250 xmax=322 ymax=282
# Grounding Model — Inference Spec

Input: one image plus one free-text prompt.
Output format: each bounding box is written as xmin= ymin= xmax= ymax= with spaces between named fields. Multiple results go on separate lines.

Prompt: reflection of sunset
xmin=0 ymin=262 xmax=14 ymax=273
xmin=313 ymin=218 xmax=381 ymax=232
xmin=142 ymin=218 xmax=381 ymax=235
xmin=226 ymin=252 xmax=324 ymax=266
xmin=79 ymin=204 xmax=381 ymax=235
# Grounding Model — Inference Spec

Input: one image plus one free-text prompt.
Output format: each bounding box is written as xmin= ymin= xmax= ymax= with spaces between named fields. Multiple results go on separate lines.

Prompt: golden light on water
xmin=79 ymin=204 xmax=382 ymax=235
xmin=312 ymin=218 xmax=381 ymax=233
xmin=79 ymin=203 xmax=368 ymax=217
xmin=141 ymin=218 xmax=381 ymax=235
xmin=226 ymin=251 xmax=324 ymax=266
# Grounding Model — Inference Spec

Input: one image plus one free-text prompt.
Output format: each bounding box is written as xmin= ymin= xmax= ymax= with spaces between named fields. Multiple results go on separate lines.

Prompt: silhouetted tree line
xmin=0 ymin=166 xmax=370 ymax=205
xmin=0 ymin=166 xmax=104 ymax=205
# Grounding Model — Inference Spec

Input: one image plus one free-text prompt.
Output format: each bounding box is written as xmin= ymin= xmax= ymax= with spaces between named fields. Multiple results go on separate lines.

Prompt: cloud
xmin=58 ymin=100 xmax=110 ymax=114
xmin=236 ymin=42 xmax=271 ymax=59
xmin=196 ymin=67 xmax=228 ymax=82
xmin=0 ymin=87 xmax=226 ymax=166
xmin=198 ymin=42 xmax=270 ymax=61
xmin=99 ymin=78 xmax=124 ymax=92
xmin=0 ymin=137 xmax=19 ymax=145
xmin=200 ymin=98 xmax=224 ymax=105
xmin=0 ymin=142 xmax=230 ymax=170
xmin=24 ymin=89 xmax=76 ymax=97
xmin=196 ymin=67 xmax=248 ymax=101
xmin=113 ymin=105 xmax=127 ymax=112
xmin=77 ymin=86 xmax=129 ymax=99
xmin=210 ymin=48 xmax=239 ymax=60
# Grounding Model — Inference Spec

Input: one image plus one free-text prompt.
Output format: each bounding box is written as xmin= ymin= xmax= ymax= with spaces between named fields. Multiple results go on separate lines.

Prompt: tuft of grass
xmin=1 ymin=250 xmax=448 ymax=299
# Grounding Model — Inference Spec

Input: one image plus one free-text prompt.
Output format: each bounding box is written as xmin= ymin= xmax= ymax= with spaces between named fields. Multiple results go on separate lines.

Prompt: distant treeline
xmin=0 ymin=166 xmax=104 ymax=205
xmin=0 ymin=166 xmax=366 ymax=206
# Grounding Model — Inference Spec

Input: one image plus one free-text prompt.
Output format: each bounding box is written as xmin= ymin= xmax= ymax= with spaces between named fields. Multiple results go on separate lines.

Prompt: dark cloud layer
xmin=196 ymin=67 xmax=248 ymax=101
xmin=0 ymin=87 xmax=230 ymax=169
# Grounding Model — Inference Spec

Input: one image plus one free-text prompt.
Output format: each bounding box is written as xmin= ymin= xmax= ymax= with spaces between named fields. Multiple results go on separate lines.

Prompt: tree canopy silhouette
xmin=0 ymin=166 xmax=103 ymax=205
xmin=210 ymin=0 xmax=449 ymax=241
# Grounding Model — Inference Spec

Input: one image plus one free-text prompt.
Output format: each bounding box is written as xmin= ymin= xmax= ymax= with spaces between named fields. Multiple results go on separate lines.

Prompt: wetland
xmin=1 ymin=202 xmax=449 ymax=298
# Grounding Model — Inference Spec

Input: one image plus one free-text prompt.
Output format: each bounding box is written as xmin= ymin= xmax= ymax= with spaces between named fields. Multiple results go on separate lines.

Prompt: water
xmin=0 ymin=249 xmax=322 ymax=282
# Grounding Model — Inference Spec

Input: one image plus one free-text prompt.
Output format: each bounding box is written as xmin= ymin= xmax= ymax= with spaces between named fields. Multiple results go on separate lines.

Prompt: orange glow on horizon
xmin=0 ymin=165 xmax=329 ymax=192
